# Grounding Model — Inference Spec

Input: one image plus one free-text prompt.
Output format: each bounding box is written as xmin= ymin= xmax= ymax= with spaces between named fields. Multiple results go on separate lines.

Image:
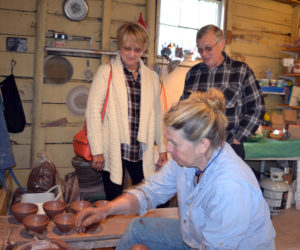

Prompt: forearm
xmin=107 ymin=193 xmax=140 ymax=215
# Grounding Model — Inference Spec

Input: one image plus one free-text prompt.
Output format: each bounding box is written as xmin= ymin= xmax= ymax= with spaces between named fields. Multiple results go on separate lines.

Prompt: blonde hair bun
xmin=189 ymin=88 xmax=225 ymax=112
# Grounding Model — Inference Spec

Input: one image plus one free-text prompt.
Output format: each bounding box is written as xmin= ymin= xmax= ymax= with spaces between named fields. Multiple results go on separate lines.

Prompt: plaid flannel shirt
xmin=121 ymin=63 xmax=143 ymax=162
xmin=181 ymin=52 xmax=265 ymax=144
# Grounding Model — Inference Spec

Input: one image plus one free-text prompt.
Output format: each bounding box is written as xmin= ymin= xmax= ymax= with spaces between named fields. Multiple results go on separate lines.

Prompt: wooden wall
xmin=226 ymin=0 xmax=299 ymax=110
xmin=0 ymin=0 xmax=298 ymax=188
xmin=0 ymin=0 xmax=147 ymax=187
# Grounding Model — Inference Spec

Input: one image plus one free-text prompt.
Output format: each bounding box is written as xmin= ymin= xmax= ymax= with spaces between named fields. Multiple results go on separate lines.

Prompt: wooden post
xmin=101 ymin=0 xmax=112 ymax=64
xmin=291 ymin=5 xmax=300 ymax=43
xmin=146 ymin=0 xmax=156 ymax=68
xmin=225 ymin=0 xmax=232 ymax=56
xmin=30 ymin=0 xmax=47 ymax=167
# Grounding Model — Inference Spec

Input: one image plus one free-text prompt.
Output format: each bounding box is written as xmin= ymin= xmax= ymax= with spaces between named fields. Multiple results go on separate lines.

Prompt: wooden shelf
xmin=45 ymin=47 xmax=118 ymax=58
xmin=280 ymin=73 xmax=300 ymax=77
xmin=275 ymin=104 xmax=300 ymax=110
xmin=262 ymin=91 xmax=285 ymax=96
xmin=281 ymin=48 xmax=300 ymax=53
xmin=45 ymin=47 xmax=148 ymax=59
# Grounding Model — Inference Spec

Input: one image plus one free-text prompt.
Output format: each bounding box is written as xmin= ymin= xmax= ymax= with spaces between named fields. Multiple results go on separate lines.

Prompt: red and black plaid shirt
xmin=121 ymin=62 xmax=143 ymax=162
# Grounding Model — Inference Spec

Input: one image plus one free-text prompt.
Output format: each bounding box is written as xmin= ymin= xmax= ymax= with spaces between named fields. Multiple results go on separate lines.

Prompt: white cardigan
xmin=86 ymin=55 xmax=166 ymax=185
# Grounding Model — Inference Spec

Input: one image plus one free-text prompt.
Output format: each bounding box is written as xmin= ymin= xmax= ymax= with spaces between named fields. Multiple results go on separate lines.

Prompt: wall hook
xmin=11 ymin=59 xmax=16 ymax=75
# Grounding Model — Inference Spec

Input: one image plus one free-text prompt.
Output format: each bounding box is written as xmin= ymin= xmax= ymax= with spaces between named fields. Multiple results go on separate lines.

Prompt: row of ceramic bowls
xmin=11 ymin=200 xmax=109 ymax=234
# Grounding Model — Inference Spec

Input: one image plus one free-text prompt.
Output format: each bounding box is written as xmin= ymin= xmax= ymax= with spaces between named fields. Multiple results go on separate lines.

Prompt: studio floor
xmin=272 ymin=207 xmax=300 ymax=250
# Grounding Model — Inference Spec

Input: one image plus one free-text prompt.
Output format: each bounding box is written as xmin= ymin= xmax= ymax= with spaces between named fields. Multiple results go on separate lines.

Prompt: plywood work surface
xmin=0 ymin=208 xmax=179 ymax=249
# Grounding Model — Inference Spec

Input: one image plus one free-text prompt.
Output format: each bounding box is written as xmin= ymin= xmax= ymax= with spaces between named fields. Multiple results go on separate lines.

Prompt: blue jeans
xmin=116 ymin=217 xmax=191 ymax=250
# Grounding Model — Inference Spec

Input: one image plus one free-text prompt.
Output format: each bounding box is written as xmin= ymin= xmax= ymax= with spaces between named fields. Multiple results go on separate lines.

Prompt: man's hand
xmin=233 ymin=139 xmax=241 ymax=145
xmin=92 ymin=154 xmax=105 ymax=171
xmin=156 ymin=152 xmax=168 ymax=169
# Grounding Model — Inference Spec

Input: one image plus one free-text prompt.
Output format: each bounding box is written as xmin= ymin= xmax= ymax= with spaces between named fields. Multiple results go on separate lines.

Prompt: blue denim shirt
xmin=129 ymin=143 xmax=275 ymax=249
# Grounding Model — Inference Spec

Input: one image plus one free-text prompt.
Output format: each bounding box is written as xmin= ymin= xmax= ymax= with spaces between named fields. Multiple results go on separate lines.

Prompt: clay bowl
xmin=11 ymin=202 xmax=38 ymax=223
xmin=70 ymin=200 xmax=92 ymax=214
xmin=94 ymin=200 xmax=109 ymax=207
xmin=54 ymin=213 xmax=76 ymax=234
xmin=22 ymin=214 xmax=50 ymax=234
xmin=43 ymin=200 xmax=67 ymax=219
xmin=131 ymin=244 xmax=149 ymax=250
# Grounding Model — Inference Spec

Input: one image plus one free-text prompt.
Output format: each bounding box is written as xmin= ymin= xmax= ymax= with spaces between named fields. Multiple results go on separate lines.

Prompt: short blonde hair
xmin=117 ymin=22 xmax=149 ymax=51
xmin=164 ymin=88 xmax=228 ymax=149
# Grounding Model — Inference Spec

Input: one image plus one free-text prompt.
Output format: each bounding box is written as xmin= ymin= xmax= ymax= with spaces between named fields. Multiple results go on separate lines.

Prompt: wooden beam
xmin=31 ymin=0 xmax=47 ymax=167
xmin=225 ymin=0 xmax=233 ymax=55
xmin=101 ymin=0 xmax=112 ymax=64
xmin=0 ymin=174 xmax=12 ymax=215
xmin=291 ymin=5 xmax=300 ymax=42
xmin=275 ymin=0 xmax=300 ymax=6
xmin=146 ymin=0 xmax=156 ymax=68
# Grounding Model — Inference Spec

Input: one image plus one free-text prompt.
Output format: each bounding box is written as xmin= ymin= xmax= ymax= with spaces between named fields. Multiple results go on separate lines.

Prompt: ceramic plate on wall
xmin=66 ymin=86 xmax=89 ymax=116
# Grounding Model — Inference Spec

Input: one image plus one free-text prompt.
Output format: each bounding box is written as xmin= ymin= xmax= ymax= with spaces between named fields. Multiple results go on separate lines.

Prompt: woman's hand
xmin=156 ymin=152 xmax=168 ymax=169
xmin=76 ymin=205 xmax=111 ymax=233
xmin=92 ymin=154 xmax=105 ymax=171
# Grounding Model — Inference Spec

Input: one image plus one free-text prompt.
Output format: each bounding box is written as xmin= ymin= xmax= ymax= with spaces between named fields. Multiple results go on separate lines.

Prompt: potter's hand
xmin=156 ymin=152 xmax=168 ymax=169
xmin=92 ymin=154 xmax=105 ymax=171
xmin=75 ymin=205 xmax=111 ymax=233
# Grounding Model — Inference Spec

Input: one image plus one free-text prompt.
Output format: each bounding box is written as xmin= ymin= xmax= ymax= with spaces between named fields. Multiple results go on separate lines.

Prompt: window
xmin=157 ymin=0 xmax=225 ymax=58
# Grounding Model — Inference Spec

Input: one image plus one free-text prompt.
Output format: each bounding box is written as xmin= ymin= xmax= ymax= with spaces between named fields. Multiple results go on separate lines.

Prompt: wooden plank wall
xmin=227 ymin=0 xmax=297 ymax=111
xmin=0 ymin=0 xmax=146 ymax=188
xmin=229 ymin=0 xmax=293 ymax=78
xmin=0 ymin=0 xmax=298 ymax=188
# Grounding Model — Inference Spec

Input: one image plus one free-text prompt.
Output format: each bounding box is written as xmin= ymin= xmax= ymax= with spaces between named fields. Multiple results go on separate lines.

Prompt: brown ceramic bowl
xmin=43 ymin=200 xmax=67 ymax=219
xmin=70 ymin=200 xmax=92 ymax=214
xmin=11 ymin=202 xmax=38 ymax=223
xmin=54 ymin=213 xmax=76 ymax=234
xmin=131 ymin=244 xmax=149 ymax=250
xmin=22 ymin=214 xmax=50 ymax=234
xmin=94 ymin=200 xmax=109 ymax=207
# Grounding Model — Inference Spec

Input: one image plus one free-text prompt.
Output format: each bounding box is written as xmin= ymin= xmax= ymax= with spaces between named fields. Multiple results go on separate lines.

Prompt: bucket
xmin=21 ymin=185 xmax=62 ymax=214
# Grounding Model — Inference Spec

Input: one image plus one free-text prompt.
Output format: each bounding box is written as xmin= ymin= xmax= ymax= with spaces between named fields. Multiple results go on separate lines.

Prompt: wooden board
xmin=0 ymin=207 xmax=179 ymax=249
xmin=232 ymin=1 xmax=292 ymax=26
xmin=0 ymin=10 xmax=36 ymax=36
xmin=0 ymin=174 xmax=12 ymax=215
xmin=0 ymin=0 xmax=36 ymax=11
xmin=0 ymin=52 xmax=34 ymax=77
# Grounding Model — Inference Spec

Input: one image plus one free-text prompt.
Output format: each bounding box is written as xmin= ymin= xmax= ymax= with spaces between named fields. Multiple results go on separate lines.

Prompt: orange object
xmin=73 ymin=65 xmax=112 ymax=161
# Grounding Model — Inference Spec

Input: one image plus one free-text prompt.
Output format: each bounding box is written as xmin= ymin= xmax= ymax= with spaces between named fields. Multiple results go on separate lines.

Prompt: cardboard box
xmin=271 ymin=114 xmax=285 ymax=129
xmin=284 ymin=110 xmax=297 ymax=124
xmin=272 ymin=123 xmax=286 ymax=129
xmin=289 ymin=125 xmax=300 ymax=139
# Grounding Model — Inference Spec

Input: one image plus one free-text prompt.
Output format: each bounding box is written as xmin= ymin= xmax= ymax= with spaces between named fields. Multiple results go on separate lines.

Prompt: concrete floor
xmin=98 ymin=207 xmax=300 ymax=250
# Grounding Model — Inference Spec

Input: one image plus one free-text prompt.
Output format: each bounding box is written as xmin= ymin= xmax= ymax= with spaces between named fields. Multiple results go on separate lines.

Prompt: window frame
xmin=155 ymin=0 xmax=226 ymax=59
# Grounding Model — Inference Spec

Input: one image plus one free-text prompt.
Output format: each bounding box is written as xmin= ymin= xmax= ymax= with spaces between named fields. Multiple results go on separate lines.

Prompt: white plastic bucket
xmin=21 ymin=185 xmax=62 ymax=214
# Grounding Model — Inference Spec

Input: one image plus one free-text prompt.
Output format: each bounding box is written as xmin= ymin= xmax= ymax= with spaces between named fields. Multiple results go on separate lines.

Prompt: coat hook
xmin=11 ymin=59 xmax=16 ymax=74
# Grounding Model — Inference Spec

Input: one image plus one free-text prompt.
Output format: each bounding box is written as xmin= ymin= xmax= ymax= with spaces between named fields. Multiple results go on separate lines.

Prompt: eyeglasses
xmin=197 ymin=41 xmax=219 ymax=54
xmin=122 ymin=46 xmax=143 ymax=54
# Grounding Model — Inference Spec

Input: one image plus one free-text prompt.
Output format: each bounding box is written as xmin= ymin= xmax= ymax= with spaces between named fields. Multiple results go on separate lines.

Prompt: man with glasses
xmin=181 ymin=24 xmax=265 ymax=160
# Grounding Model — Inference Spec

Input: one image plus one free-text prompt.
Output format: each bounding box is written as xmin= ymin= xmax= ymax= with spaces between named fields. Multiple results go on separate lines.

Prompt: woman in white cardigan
xmin=86 ymin=22 xmax=167 ymax=200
